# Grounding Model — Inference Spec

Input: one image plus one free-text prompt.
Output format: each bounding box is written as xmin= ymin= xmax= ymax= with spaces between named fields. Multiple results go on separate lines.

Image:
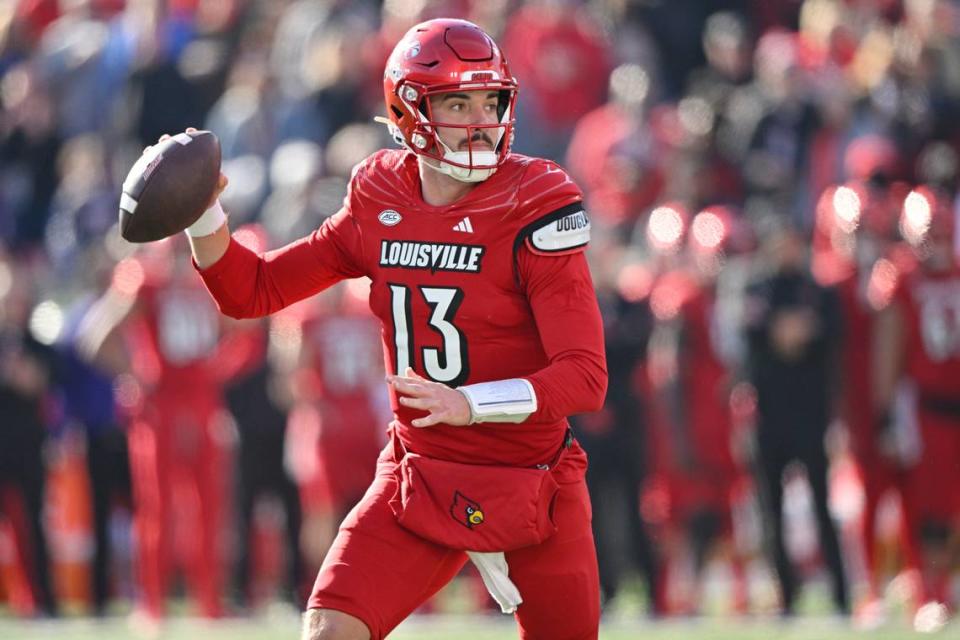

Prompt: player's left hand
xmin=388 ymin=367 xmax=471 ymax=427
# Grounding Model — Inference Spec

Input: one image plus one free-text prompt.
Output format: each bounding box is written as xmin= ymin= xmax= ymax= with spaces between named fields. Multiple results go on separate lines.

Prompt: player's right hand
xmin=122 ymin=126 xmax=223 ymax=243
xmin=388 ymin=367 xmax=472 ymax=427
xmin=208 ymin=171 xmax=228 ymax=208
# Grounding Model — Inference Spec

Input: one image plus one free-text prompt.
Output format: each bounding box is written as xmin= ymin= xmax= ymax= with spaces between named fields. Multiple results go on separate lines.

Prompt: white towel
xmin=466 ymin=551 xmax=523 ymax=614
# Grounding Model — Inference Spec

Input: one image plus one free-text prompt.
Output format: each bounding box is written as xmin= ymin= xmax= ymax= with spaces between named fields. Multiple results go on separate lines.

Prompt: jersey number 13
xmin=389 ymin=284 xmax=469 ymax=386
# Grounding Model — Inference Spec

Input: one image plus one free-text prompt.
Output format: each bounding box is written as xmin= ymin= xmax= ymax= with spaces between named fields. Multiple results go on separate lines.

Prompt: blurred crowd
xmin=2 ymin=0 xmax=960 ymax=632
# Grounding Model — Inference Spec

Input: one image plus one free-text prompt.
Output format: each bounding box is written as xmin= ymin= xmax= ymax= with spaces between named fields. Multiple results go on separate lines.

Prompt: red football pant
xmin=903 ymin=418 xmax=960 ymax=605
xmin=128 ymin=393 xmax=227 ymax=617
xmin=852 ymin=456 xmax=916 ymax=597
xmin=308 ymin=445 xmax=600 ymax=640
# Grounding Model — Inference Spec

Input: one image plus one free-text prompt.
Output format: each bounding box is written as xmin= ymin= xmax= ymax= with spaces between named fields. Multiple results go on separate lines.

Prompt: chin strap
xmin=430 ymin=135 xmax=498 ymax=182
xmin=421 ymin=152 xmax=497 ymax=183
xmin=374 ymin=115 xmax=499 ymax=183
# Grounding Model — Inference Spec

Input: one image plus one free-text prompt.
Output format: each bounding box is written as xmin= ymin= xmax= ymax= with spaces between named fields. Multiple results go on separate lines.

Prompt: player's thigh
xmin=127 ymin=420 xmax=170 ymax=513
xmin=308 ymin=464 xmax=467 ymax=640
xmin=906 ymin=421 xmax=960 ymax=526
xmin=507 ymin=477 xmax=600 ymax=640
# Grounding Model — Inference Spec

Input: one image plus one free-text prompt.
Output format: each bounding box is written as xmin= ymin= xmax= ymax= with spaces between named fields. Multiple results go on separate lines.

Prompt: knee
xmin=301 ymin=608 xmax=371 ymax=640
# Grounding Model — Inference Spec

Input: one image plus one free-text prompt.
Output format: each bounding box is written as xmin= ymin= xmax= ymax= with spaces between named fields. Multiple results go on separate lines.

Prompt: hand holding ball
xmin=119 ymin=130 xmax=222 ymax=242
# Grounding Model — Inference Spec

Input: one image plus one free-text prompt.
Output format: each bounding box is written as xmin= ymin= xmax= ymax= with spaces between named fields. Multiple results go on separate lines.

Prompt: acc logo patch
xmin=451 ymin=491 xmax=485 ymax=529
xmin=378 ymin=209 xmax=402 ymax=226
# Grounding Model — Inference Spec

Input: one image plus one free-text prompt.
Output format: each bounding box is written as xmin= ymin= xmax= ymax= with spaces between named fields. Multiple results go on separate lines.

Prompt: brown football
xmin=119 ymin=130 xmax=221 ymax=242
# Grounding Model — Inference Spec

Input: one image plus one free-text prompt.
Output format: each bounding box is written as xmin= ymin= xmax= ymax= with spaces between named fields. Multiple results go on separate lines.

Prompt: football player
xmin=811 ymin=177 xmax=917 ymax=619
xmin=286 ymin=281 xmax=387 ymax=573
xmin=647 ymin=206 xmax=751 ymax=614
xmin=162 ymin=19 xmax=606 ymax=640
xmin=874 ymin=186 xmax=960 ymax=631
xmin=83 ymin=237 xmax=230 ymax=621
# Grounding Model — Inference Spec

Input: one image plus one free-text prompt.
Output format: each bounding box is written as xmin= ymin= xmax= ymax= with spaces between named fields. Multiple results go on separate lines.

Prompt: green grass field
xmin=0 ymin=614 xmax=944 ymax=640
xmin=1 ymin=571 xmax=951 ymax=639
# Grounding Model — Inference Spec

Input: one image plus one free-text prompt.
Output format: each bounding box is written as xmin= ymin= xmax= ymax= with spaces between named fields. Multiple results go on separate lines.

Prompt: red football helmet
xmin=900 ymin=185 xmax=955 ymax=250
xmin=687 ymin=205 xmax=753 ymax=278
xmin=381 ymin=19 xmax=518 ymax=182
xmin=644 ymin=202 xmax=689 ymax=256
xmin=813 ymin=183 xmax=865 ymax=262
xmin=688 ymin=205 xmax=753 ymax=256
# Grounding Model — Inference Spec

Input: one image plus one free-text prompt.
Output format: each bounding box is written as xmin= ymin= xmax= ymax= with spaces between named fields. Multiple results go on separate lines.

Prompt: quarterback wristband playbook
xmin=186 ymin=199 xmax=227 ymax=237
xmin=457 ymin=378 xmax=537 ymax=424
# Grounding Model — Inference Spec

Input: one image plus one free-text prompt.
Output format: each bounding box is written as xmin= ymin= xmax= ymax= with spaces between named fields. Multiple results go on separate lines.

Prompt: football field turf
xmin=0 ymin=614 xmax=942 ymax=639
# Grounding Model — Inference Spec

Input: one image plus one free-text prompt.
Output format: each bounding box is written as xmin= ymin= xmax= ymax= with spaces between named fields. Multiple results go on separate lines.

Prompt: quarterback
xmin=182 ymin=18 xmax=606 ymax=640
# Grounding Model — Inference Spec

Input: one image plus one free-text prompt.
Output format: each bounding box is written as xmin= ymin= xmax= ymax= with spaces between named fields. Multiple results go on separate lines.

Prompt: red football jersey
xmin=680 ymin=284 xmax=737 ymax=477
xmin=199 ymin=149 xmax=607 ymax=467
xmin=896 ymin=267 xmax=960 ymax=412
xmin=302 ymin=309 xmax=384 ymax=404
xmin=126 ymin=274 xmax=222 ymax=395
xmin=648 ymin=270 xmax=738 ymax=502
xmin=894 ymin=266 xmax=960 ymax=521
xmin=300 ymin=306 xmax=386 ymax=505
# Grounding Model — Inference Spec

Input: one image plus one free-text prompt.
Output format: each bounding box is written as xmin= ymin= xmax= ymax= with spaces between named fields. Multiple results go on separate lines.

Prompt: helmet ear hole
xmin=391 ymin=105 xmax=405 ymax=120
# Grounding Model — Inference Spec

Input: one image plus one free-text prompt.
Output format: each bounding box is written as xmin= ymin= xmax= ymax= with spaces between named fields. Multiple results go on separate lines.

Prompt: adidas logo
xmin=452 ymin=217 xmax=474 ymax=233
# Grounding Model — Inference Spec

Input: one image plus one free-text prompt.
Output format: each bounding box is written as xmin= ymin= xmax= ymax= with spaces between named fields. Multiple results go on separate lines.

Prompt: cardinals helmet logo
xmin=451 ymin=491 xmax=485 ymax=529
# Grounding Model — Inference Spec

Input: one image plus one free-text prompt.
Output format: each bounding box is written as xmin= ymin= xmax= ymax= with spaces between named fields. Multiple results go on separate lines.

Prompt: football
xmin=119 ymin=130 xmax=221 ymax=242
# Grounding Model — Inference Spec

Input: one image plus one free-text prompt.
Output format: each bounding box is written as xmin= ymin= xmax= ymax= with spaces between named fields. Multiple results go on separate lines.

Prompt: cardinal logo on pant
xmin=451 ymin=491 xmax=485 ymax=529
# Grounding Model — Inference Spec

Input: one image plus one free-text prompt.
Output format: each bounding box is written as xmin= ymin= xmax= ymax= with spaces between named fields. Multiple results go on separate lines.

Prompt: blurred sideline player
xmin=569 ymin=237 xmax=665 ymax=615
xmin=811 ymin=170 xmax=918 ymax=618
xmin=0 ymin=257 xmax=60 ymax=616
xmin=157 ymin=18 xmax=606 ymax=640
xmin=647 ymin=206 xmax=751 ymax=614
xmin=220 ymin=224 xmax=306 ymax=610
xmin=65 ymin=262 xmax=135 ymax=615
xmin=874 ymin=187 xmax=960 ymax=631
xmin=286 ymin=280 xmax=386 ymax=573
xmin=83 ymin=237 xmax=231 ymax=621
xmin=630 ymin=203 xmax=688 ymax=614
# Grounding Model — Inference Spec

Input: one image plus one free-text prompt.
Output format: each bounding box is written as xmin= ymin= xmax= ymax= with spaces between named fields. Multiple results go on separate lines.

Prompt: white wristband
xmin=457 ymin=378 xmax=538 ymax=424
xmin=185 ymin=199 xmax=227 ymax=237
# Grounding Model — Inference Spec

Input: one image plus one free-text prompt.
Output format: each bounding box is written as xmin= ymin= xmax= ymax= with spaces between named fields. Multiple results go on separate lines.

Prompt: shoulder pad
xmin=346 ymin=149 xmax=416 ymax=212
xmin=522 ymin=203 xmax=590 ymax=256
xmin=349 ymin=149 xmax=409 ymax=184
xmin=516 ymin=158 xmax=583 ymax=222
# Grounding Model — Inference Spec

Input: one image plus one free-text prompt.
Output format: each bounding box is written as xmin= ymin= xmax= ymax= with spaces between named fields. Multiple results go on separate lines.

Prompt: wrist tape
xmin=186 ymin=199 xmax=226 ymax=237
xmin=457 ymin=378 xmax=537 ymax=424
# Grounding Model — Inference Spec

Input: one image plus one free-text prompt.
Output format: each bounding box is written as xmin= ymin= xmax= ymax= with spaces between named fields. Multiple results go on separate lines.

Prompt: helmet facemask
xmin=390 ymin=82 xmax=516 ymax=183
